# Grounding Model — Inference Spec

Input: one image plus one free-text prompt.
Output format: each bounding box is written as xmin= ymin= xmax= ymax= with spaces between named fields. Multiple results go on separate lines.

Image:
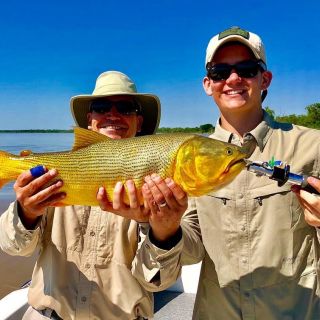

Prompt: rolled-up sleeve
xmin=0 ymin=201 xmax=41 ymax=256
xmin=132 ymin=198 xmax=205 ymax=291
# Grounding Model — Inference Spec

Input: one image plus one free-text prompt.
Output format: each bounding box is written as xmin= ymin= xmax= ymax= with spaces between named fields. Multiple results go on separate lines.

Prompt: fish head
xmin=174 ymin=136 xmax=254 ymax=196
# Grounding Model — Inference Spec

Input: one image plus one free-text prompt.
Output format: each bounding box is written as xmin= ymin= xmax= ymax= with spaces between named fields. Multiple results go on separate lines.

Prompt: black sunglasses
xmin=89 ymin=99 xmax=141 ymax=115
xmin=206 ymin=60 xmax=267 ymax=81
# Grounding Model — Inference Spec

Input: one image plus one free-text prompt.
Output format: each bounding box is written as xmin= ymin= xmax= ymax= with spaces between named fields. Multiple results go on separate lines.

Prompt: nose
xmin=226 ymin=68 xmax=241 ymax=83
xmin=104 ymin=106 xmax=121 ymax=117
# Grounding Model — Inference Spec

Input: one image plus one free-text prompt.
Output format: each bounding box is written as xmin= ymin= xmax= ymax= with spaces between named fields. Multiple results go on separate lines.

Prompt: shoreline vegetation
xmin=0 ymin=123 xmax=216 ymax=134
xmin=1 ymin=103 xmax=320 ymax=133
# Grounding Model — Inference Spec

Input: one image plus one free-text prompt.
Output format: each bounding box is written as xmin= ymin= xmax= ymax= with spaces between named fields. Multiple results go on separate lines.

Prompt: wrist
xmin=149 ymin=226 xmax=182 ymax=250
xmin=17 ymin=202 xmax=40 ymax=230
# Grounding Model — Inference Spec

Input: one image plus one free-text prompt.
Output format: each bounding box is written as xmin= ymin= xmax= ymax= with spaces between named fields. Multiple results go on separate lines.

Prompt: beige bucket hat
xmin=70 ymin=71 xmax=161 ymax=136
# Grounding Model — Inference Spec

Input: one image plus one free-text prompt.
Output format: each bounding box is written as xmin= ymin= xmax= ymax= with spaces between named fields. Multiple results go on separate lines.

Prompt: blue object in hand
xmin=30 ymin=165 xmax=46 ymax=178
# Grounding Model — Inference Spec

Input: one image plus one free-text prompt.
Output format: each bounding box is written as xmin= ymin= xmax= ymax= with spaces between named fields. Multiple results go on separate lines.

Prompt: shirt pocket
xmin=249 ymin=183 xmax=303 ymax=230
xmin=196 ymin=189 xmax=237 ymax=277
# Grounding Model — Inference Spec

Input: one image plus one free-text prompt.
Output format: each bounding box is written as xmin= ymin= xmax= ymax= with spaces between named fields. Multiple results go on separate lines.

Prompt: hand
xmin=14 ymin=167 xmax=65 ymax=229
xmin=97 ymin=180 xmax=150 ymax=222
xmin=142 ymin=174 xmax=188 ymax=241
xmin=292 ymin=177 xmax=320 ymax=227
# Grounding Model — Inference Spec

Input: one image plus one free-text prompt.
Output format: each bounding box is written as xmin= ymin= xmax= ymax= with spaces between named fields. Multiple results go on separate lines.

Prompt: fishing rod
xmin=245 ymin=158 xmax=320 ymax=195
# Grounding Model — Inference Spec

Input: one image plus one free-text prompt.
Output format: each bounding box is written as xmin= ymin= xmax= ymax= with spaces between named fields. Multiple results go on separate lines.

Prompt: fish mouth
xmin=224 ymin=157 xmax=246 ymax=174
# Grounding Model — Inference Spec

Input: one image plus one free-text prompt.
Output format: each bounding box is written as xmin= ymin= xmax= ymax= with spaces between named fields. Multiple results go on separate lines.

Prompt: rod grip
xmin=300 ymin=176 xmax=320 ymax=195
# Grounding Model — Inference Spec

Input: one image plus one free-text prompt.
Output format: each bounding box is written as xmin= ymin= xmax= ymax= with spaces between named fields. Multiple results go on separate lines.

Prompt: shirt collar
xmin=213 ymin=109 xmax=274 ymax=151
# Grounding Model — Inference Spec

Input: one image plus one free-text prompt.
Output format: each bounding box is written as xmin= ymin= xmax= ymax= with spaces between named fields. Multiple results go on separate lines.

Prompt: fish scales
xmin=0 ymin=128 xmax=254 ymax=206
xmin=0 ymin=132 xmax=198 ymax=206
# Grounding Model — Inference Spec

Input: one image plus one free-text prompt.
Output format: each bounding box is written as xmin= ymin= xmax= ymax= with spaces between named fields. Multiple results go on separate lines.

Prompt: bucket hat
xmin=70 ymin=71 xmax=161 ymax=136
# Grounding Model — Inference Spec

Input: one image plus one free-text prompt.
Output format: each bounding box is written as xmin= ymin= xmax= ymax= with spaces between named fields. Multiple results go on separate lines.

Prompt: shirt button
xmin=81 ymin=296 xmax=87 ymax=302
xmin=242 ymin=258 xmax=247 ymax=264
xmin=245 ymin=292 xmax=250 ymax=298
xmin=241 ymin=225 xmax=246 ymax=231
xmin=90 ymin=230 xmax=95 ymax=236
xmin=85 ymin=263 xmax=90 ymax=269
xmin=238 ymin=193 xmax=244 ymax=199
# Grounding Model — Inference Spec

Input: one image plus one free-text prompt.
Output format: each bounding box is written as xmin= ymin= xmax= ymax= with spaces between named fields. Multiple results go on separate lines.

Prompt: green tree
xmin=199 ymin=124 xmax=214 ymax=133
xmin=264 ymin=106 xmax=275 ymax=119
xmin=305 ymin=103 xmax=320 ymax=128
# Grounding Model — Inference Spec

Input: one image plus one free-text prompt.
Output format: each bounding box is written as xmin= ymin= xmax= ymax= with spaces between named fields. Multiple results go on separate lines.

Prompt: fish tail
xmin=0 ymin=150 xmax=20 ymax=189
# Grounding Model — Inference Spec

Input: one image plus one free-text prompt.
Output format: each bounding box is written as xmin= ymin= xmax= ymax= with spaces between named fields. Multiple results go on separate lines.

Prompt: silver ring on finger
xmin=158 ymin=201 xmax=167 ymax=208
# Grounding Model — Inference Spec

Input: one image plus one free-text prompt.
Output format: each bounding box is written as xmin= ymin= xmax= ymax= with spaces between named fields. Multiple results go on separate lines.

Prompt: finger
xmin=15 ymin=166 xmax=47 ymax=189
xmin=146 ymin=174 xmax=169 ymax=208
xmin=142 ymin=182 xmax=159 ymax=215
xmin=307 ymin=177 xmax=320 ymax=192
xmin=299 ymin=189 xmax=320 ymax=210
xmin=164 ymin=177 xmax=187 ymax=205
xmin=126 ymin=180 xmax=139 ymax=209
xmin=113 ymin=181 xmax=124 ymax=210
xmin=30 ymin=165 xmax=46 ymax=178
xmin=24 ymin=179 xmax=64 ymax=207
xmin=15 ymin=169 xmax=59 ymax=197
xmin=97 ymin=186 xmax=113 ymax=211
xmin=41 ymin=192 xmax=67 ymax=208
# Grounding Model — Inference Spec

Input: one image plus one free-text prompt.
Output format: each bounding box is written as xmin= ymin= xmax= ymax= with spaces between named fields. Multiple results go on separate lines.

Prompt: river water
xmin=0 ymin=133 xmax=74 ymax=206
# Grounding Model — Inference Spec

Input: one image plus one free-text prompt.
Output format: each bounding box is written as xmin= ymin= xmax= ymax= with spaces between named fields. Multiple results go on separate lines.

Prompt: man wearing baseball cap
xmin=133 ymin=27 xmax=320 ymax=319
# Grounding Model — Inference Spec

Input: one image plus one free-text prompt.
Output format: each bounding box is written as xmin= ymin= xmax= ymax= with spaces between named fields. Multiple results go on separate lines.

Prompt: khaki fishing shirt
xmin=133 ymin=112 xmax=320 ymax=319
xmin=0 ymin=203 xmax=152 ymax=320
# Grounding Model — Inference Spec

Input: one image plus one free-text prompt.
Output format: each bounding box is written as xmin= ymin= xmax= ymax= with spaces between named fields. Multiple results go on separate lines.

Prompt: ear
xmin=136 ymin=115 xmax=143 ymax=132
xmin=261 ymin=71 xmax=272 ymax=90
xmin=87 ymin=113 xmax=92 ymax=129
xmin=203 ymin=76 xmax=213 ymax=96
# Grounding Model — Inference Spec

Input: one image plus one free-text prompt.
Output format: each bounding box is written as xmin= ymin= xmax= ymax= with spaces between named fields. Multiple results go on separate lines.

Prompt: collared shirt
xmin=0 ymin=202 xmax=152 ymax=320
xmin=133 ymin=111 xmax=320 ymax=319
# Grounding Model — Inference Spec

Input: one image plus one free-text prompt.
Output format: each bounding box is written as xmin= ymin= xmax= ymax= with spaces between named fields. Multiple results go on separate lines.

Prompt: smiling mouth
xmin=224 ymin=89 xmax=245 ymax=95
xmin=99 ymin=125 xmax=127 ymax=130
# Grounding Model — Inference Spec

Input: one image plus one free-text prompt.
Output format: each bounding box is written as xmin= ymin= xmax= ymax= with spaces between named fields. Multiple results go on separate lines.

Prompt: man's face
xmin=87 ymin=95 xmax=143 ymax=139
xmin=203 ymin=44 xmax=272 ymax=115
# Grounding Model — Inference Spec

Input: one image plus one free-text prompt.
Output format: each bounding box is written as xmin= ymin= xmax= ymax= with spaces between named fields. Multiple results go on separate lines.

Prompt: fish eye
xmin=226 ymin=148 xmax=233 ymax=156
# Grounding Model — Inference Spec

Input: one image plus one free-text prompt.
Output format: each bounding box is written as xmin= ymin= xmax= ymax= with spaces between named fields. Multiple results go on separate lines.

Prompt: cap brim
xmin=70 ymin=93 xmax=161 ymax=136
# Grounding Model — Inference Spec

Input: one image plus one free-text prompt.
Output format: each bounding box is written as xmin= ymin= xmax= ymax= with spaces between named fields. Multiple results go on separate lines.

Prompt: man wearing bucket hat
xmin=133 ymin=27 xmax=320 ymax=319
xmin=0 ymin=70 xmax=170 ymax=319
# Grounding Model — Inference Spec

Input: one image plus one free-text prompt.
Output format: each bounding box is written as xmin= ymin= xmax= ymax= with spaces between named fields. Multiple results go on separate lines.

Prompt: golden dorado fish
xmin=0 ymin=127 xmax=254 ymax=206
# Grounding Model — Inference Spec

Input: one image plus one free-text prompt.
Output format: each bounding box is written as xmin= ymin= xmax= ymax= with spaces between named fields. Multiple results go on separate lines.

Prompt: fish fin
xmin=72 ymin=127 xmax=111 ymax=151
xmin=20 ymin=149 xmax=33 ymax=156
xmin=0 ymin=150 xmax=18 ymax=189
xmin=0 ymin=178 xmax=12 ymax=190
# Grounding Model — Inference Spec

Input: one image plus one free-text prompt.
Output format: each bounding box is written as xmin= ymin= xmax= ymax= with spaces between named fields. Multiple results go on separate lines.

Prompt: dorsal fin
xmin=72 ymin=127 xmax=111 ymax=151
xmin=20 ymin=150 xmax=33 ymax=157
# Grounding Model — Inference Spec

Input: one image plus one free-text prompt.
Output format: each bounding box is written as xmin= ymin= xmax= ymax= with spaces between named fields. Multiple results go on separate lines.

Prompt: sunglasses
xmin=89 ymin=99 xmax=141 ymax=116
xmin=206 ymin=60 xmax=267 ymax=81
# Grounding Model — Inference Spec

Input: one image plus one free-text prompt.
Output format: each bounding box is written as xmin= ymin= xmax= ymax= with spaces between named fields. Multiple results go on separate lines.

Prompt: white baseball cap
xmin=205 ymin=26 xmax=267 ymax=67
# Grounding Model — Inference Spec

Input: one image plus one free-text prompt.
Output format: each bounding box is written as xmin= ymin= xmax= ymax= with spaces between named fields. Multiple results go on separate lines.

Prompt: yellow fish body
xmin=0 ymin=127 xmax=254 ymax=206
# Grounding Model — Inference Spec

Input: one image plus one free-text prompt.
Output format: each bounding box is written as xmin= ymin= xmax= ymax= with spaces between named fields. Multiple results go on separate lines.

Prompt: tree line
xmin=1 ymin=103 xmax=319 ymax=133
xmin=265 ymin=103 xmax=320 ymax=129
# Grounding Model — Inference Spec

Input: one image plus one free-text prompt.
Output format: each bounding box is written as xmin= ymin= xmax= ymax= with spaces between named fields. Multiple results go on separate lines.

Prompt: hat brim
xmin=70 ymin=92 xmax=161 ymax=136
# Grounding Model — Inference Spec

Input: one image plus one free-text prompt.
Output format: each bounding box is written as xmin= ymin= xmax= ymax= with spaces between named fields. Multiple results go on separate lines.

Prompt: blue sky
xmin=0 ymin=0 xmax=319 ymax=129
